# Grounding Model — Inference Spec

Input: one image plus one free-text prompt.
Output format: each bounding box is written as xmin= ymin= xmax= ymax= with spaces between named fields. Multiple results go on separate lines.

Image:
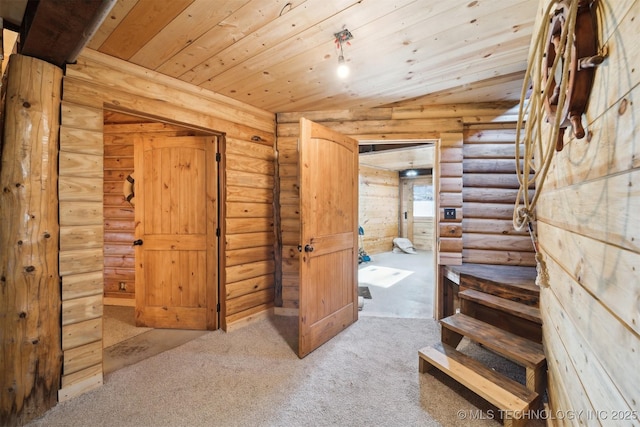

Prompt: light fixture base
xmin=334 ymin=29 xmax=354 ymax=43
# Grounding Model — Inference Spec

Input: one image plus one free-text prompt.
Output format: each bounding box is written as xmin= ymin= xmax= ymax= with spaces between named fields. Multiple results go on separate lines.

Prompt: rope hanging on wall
xmin=513 ymin=0 xmax=604 ymax=286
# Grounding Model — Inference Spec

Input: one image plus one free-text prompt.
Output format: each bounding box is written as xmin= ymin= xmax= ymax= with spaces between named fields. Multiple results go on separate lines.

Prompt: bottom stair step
xmin=419 ymin=342 xmax=539 ymax=426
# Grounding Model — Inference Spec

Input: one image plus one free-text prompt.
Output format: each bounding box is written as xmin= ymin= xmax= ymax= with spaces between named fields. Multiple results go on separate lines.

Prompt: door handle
xmin=132 ymin=239 xmax=143 ymax=246
xmin=304 ymin=244 xmax=314 ymax=253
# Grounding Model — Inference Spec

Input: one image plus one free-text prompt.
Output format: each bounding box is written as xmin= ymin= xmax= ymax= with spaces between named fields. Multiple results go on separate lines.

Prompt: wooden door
xmin=298 ymin=118 xmax=359 ymax=358
xmin=400 ymin=178 xmax=415 ymax=240
xmin=134 ymin=135 xmax=218 ymax=330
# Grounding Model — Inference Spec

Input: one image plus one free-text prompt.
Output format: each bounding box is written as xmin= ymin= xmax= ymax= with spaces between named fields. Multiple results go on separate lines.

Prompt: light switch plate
xmin=444 ymin=208 xmax=456 ymax=219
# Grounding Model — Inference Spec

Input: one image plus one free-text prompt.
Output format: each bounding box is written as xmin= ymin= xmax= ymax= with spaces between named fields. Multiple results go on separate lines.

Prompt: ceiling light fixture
xmin=334 ymin=29 xmax=353 ymax=79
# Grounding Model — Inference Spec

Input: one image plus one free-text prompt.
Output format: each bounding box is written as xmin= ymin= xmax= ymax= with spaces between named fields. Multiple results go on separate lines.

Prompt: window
xmin=413 ymin=185 xmax=434 ymax=217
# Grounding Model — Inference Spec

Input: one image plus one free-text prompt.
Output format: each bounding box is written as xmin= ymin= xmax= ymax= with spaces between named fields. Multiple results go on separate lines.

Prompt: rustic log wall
xmin=462 ymin=124 xmax=535 ymax=266
xmin=58 ymin=48 xmax=275 ymax=400
xmin=0 ymin=54 xmax=62 ymax=425
xmin=276 ymin=104 xmax=530 ymax=312
xmin=359 ymin=165 xmax=399 ymax=255
xmin=102 ymin=118 xmax=207 ymax=303
xmin=276 ymin=111 xmax=460 ymax=311
xmin=536 ymin=0 xmax=640 ymax=419
xmin=438 ymin=133 xmax=464 ymax=265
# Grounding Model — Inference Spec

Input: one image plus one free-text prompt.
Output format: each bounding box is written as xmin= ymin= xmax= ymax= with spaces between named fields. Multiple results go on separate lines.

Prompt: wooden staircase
xmin=419 ymin=264 xmax=545 ymax=427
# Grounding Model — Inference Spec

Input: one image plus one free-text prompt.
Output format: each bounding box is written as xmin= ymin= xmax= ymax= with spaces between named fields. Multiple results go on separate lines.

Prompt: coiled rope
xmin=514 ymin=0 xmax=582 ymax=287
xmin=514 ymin=0 xmax=580 ymax=231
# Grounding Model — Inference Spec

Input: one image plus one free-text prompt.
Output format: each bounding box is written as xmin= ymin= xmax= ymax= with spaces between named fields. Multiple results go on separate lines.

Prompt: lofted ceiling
xmin=0 ymin=0 xmax=540 ymax=114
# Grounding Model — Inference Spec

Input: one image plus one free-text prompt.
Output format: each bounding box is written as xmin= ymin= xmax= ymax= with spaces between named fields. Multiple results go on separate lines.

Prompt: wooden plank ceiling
xmin=79 ymin=0 xmax=539 ymax=113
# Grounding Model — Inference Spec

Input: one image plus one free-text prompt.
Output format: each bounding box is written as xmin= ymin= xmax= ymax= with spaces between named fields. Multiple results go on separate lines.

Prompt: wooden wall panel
xmin=359 ymin=165 xmax=399 ymax=255
xmin=413 ymin=217 xmax=434 ymax=250
xmin=535 ymin=0 xmax=640 ymax=420
xmin=58 ymin=94 xmax=104 ymax=402
xmin=58 ymin=48 xmax=276 ymax=400
xmin=437 ymin=133 xmax=463 ymax=265
xmin=275 ymin=110 xmax=455 ymax=313
xmin=400 ymin=175 xmax=435 ymax=251
xmin=275 ymin=104 xmax=532 ymax=313
xmin=102 ymin=121 xmax=205 ymax=302
xmin=462 ymin=123 xmax=535 ymax=266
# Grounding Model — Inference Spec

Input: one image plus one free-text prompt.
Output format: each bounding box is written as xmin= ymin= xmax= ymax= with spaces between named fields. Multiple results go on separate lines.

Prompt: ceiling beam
xmin=19 ymin=0 xmax=115 ymax=67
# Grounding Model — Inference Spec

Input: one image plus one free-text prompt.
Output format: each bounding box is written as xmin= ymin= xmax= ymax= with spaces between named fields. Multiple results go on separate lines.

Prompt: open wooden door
xmin=298 ymin=118 xmax=359 ymax=358
xmin=134 ymin=135 xmax=218 ymax=330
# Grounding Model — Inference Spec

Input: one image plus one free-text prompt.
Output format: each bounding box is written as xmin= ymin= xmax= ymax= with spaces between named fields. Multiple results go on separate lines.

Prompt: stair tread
xmin=419 ymin=342 xmax=538 ymax=413
xmin=448 ymin=263 xmax=538 ymax=293
xmin=459 ymin=289 xmax=542 ymax=324
xmin=441 ymin=313 xmax=545 ymax=368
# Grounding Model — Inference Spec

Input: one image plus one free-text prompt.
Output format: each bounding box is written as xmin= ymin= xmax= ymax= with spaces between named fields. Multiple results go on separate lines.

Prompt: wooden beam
xmin=19 ymin=0 xmax=114 ymax=67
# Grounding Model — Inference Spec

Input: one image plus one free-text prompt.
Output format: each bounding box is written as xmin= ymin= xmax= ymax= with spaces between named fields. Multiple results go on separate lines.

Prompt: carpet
xmin=358 ymin=286 xmax=372 ymax=299
xmin=25 ymin=316 xmax=544 ymax=427
xmin=358 ymin=265 xmax=414 ymax=288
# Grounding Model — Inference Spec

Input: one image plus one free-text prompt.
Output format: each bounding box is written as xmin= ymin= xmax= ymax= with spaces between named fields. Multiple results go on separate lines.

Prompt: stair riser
xmin=461 ymin=300 xmax=542 ymax=343
xmin=460 ymin=277 xmax=539 ymax=306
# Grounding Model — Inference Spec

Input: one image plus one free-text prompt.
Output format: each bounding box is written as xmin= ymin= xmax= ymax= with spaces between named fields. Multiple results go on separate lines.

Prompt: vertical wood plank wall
xmin=58 ymin=49 xmax=276 ymax=400
xmin=276 ymin=107 xmax=529 ymax=311
xmin=359 ymin=165 xmax=399 ymax=254
xmin=406 ymin=176 xmax=435 ymax=251
xmin=535 ymin=0 xmax=640 ymax=418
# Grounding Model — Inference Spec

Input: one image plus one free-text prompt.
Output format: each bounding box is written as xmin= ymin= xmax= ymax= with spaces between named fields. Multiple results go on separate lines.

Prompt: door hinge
xmin=216 ymin=227 xmax=220 ymax=237
xmin=216 ymin=152 xmax=221 ymax=162
xmin=217 ymin=303 xmax=220 ymax=313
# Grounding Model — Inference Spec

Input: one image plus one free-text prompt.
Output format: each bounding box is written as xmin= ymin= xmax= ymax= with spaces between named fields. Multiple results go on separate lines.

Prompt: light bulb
xmin=337 ymin=55 xmax=349 ymax=78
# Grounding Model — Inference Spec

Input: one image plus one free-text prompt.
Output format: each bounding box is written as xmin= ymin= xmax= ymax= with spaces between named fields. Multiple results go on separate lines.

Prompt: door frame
xmin=101 ymin=107 xmax=226 ymax=330
xmin=357 ymin=140 xmax=439 ymax=320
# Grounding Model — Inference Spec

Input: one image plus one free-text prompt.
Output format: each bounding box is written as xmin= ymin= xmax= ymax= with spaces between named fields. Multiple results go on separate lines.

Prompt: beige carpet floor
xmin=26 ymin=315 xmax=544 ymax=427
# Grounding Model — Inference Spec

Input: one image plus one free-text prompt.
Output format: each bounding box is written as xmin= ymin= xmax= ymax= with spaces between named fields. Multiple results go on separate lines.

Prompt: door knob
xmin=304 ymin=244 xmax=314 ymax=252
xmin=132 ymin=239 xmax=143 ymax=246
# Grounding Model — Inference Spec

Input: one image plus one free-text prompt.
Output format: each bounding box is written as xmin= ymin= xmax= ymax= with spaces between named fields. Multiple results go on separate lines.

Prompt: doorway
xmin=357 ymin=143 xmax=436 ymax=319
xmin=101 ymin=110 xmax=221 ymax=372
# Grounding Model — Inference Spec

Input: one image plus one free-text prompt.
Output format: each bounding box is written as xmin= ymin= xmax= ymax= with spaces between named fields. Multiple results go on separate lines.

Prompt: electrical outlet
xmin=444 ymin=208 xmax=456 ymax=219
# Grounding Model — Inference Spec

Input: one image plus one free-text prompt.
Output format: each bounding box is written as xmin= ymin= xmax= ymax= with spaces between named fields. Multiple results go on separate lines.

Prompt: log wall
xmin=535 ymin=0 xmax=640 ymax=420
xmin=276 ymin=104 xmax=530 ymax=312
xmin=438 ymin=133 xmax=464 ymax=265
xmin=359 ymin=165 xmax=399 ymax=255
xmin=0 ymin=54 xmax=62 ymax=426
xmin=462 ymin=124 xmax=534 ymax=266
xmin=102 ymin=119 xmax=208 ymax=303
xmin=58 ymin=48 xmax=276 ymax=401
